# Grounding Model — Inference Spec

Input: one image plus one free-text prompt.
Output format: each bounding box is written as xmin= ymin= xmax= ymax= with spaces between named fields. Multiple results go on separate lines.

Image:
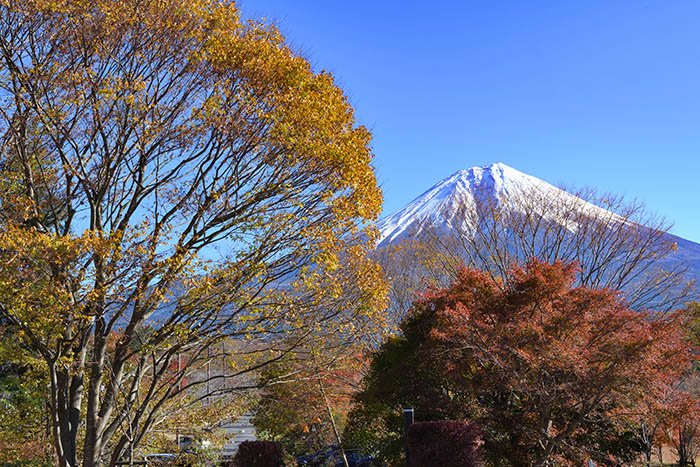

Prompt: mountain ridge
xmin=378 ymin=162 xmax=625 ymax=246
xmin=377 ymin=162 xmax=700 ymax=291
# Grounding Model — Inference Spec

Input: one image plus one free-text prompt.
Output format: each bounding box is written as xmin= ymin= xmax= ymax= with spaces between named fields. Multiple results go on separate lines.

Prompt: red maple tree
xmin=350 ymin=260 xmax=695 ymax=465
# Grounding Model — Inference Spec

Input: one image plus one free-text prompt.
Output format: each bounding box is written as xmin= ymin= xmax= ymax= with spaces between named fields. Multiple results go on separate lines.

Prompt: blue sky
xmin=240 ymin=1 xmax=700 ymax=242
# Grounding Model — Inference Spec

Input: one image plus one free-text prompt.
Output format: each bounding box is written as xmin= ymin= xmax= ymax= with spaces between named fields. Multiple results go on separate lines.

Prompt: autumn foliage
xmin=348 ymin=260 xmax=694 ymax=465
xmin=232 ymin=440 xmax=290 ymax=467
xmin=254 ymin=348 xmax=366 ymax=456
xmin=406 ymin=421 xmax=481 ymax=467
xmin=0 ymin=0 xmax=386 ymax=464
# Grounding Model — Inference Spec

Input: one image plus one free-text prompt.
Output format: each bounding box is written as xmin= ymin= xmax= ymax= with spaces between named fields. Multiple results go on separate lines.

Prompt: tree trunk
xmin=314 ymin=356 xmax=349 ymax=467
xmin=680 ymin=425 xmax=689 ymax=466
xmin=51 ymin=366 xmax=82 ymax=467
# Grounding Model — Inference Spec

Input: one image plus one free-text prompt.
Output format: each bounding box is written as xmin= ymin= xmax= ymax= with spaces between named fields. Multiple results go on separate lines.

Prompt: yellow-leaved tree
xmin=0 ymin=1 xmax=387 ymax=465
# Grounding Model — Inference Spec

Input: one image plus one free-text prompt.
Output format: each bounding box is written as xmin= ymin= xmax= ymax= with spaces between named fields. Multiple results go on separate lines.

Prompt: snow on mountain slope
xmin=377 ymin=162 xmax=622 ymax=246
xmin=377 ymin=162 xmax=700 ymax=291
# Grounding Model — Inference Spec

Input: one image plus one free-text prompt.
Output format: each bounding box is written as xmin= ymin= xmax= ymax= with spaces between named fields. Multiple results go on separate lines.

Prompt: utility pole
xmin=206 ymin=345 xmax=211 ymax=405
xmin=403 ymin=407 xmax=414 ymax=466
xmin=177 ymin=351 xmax=182 ymax=391
xmin=221 ymin=340 xmax=226 ymax=389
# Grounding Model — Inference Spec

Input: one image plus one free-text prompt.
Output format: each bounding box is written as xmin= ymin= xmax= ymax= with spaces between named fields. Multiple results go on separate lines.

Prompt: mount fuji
xmin=377 ymin=162 xmax=700 ymax=289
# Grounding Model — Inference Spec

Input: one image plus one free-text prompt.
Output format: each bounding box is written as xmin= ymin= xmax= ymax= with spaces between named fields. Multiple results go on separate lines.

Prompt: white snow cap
xmin=377 ymin=162 xmax=619 ymax=246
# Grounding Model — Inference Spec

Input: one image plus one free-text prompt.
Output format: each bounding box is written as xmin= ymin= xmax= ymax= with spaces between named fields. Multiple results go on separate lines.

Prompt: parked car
xmin=144 ymin=453 xmax=177 ymax=465
xmin=296 ymin=445 xmax=375 ymax=467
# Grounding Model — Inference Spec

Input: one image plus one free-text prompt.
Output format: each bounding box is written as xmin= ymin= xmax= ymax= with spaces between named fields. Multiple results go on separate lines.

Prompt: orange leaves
xmin=0 ymin=227 xmax=86 ymax=341
xmin=395 ymin=260 xmax=695 ymax=463
xmin=0 ymin=225 xmax=95 ymax=278
xmin=16 ymin=0 xmax=216 ymax=39
xmin=0 ymin=1 xmax=386 ymax=462
xmin=198 ymin=6 xmax=381 ymax=224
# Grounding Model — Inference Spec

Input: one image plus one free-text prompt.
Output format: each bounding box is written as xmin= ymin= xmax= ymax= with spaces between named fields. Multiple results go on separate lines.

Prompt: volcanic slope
xmin=377 ymin=162 xmax=700 ymax=306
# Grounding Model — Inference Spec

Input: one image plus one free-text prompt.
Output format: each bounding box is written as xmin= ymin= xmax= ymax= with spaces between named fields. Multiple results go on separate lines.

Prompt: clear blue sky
xmin=240 ymin=1 xmax=700 ymax=242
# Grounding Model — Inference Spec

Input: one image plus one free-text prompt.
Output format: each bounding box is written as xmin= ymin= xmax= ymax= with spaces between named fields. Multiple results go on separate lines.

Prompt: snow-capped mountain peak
xmin=377 ymin=162 xmax=618 ymax=246
xmin=376 ymin=162 xmax=700 ymax=310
